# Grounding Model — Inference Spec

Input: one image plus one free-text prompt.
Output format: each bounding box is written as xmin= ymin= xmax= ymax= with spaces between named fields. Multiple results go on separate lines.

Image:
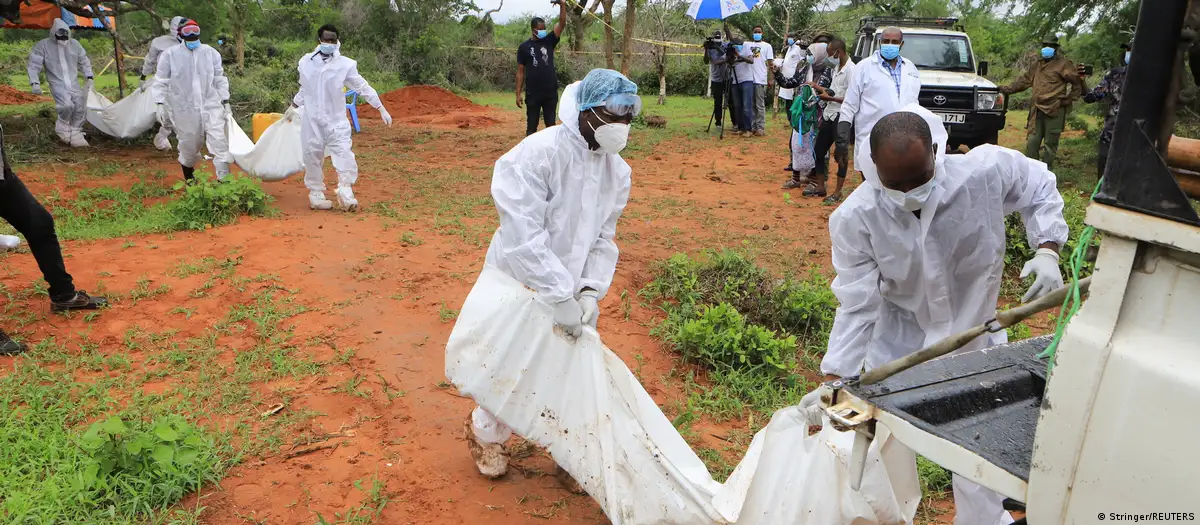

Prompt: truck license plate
xmin=937 ymin=112 xmax=966 ymax=124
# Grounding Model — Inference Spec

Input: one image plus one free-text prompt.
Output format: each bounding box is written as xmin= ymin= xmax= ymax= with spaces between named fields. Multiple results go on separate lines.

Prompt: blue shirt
xmin=879 ymin=52 xmax=903 ymax=98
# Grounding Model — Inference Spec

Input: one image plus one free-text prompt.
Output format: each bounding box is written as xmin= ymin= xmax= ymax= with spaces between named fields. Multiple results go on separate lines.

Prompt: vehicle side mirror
xmin=978 ymin=61 xmax=989 ymax=77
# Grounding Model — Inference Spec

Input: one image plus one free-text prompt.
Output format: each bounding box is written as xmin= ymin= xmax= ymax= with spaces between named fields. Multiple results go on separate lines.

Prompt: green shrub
xmin=917 ymin=455 xmax=953 ymax=496
xmin=169 ymin=175 xmax=273 ymax=231
xmin=74 ymin=415 xmax=224 ymax=516
xmin=673 ymin=302 xmax=797 ymax=374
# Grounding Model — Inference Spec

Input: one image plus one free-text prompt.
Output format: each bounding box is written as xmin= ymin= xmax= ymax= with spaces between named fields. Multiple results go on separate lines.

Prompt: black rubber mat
xmin=843 ymin=335 xmax=1053 ymax=481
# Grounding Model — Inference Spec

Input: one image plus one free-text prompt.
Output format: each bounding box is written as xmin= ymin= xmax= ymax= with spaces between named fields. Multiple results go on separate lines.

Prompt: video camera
xmin=703 ymin=35 xmax=724 ymax=51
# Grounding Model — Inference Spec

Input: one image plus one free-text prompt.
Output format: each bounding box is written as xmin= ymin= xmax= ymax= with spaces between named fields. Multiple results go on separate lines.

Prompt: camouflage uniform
xmin=1083 ymin=65 xmax=1126 ymax=178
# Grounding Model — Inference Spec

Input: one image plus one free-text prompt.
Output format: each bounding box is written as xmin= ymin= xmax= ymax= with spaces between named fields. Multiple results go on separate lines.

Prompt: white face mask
xmin=884 ymin=174 xmax=939 ymax=211
xmin=587 ymin=109 xmax=631 ymax=154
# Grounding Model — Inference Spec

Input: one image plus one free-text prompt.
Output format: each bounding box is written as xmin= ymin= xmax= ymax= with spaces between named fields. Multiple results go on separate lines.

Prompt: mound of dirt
xmin=0 ymin=85 xmax=49 ymax=105
xmin=359 ymin=85 xmax=483 ymax=120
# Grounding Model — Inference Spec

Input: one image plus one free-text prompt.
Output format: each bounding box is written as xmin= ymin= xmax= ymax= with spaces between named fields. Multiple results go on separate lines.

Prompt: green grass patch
xmin=20 ymin=175 xmax=275 ymax=241
xmin=642 ymin=250 xmax=835 ymax=421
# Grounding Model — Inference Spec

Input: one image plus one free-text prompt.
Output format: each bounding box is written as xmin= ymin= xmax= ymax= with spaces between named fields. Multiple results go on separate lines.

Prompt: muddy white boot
xmin=153 ymin=128 xmax=172 ymax=151
xmin=0 ymin=235 xmax=21 ymax=251
xmin=309 ymin=191 xmax=333 ymax=210
xmin=309 ymin=191 xmax=333 ymax=209
xmin=336 ymin=186 xmax=358 ymax=212
xmin=465 ymin=412 xmax=509 ymax=479
xmin=69 ymin=132 xmax=89 ymax=148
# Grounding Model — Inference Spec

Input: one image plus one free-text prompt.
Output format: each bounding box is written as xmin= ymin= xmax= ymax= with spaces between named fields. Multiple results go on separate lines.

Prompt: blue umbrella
xmin=686 ymin=0 xmax=762 ymax=20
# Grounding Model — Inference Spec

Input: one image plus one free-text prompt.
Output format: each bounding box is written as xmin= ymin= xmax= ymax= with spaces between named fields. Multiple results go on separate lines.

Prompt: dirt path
xmin=1 ymin=102 xmax=879 ymax=524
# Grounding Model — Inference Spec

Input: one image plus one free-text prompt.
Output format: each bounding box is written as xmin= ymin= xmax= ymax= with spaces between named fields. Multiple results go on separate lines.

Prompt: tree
xmin=56 ymin=1 xmax=164 ymax=96
xmin=620 ymin=0 xmax=639 ymax=75
xmin=601 ymin=0 xmax=616 ymax=68
xmin=566 ymin=0 xmax=603 ymax=53
xmin=642 ymin=0 xmax=691 ymax=104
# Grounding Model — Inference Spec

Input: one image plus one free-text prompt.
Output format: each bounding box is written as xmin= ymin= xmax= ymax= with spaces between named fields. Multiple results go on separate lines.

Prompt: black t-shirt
xmin=517 ymin=33 xmax=560 ymax=96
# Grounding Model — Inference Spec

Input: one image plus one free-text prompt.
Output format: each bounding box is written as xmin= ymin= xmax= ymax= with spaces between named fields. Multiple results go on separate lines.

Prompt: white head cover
xmin=856 ymin=103 xmax=949 ymax=190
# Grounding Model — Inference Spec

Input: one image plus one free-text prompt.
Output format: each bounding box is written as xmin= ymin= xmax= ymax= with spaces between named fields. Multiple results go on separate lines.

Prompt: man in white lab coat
xmin=815 ymin=106 xmax=1067 ymax=525
xmin=838 ymin=27 xmax=921 ymax=183
xmin=465 ymin=69 xmax=639 ymax=483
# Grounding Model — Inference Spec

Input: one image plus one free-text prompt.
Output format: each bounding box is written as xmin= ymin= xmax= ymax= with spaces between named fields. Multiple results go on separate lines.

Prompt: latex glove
xmin=31 ymin=84 xmax=42 ymax=96
xmin=156 ymin=104 xmax=169 ymax=127
xmin=85 ymin=77 xmax=94 ymax=92
xmin=379 ymin=107 xmax=393 ymax=127
xmin=1020 ymin=248 xmax=1064 ymax=303
xmin=798 ymin=383 xmax=833 ymax=426
xmin=283 ymin=105 xmax=299 ymax=122
xmin=222 ymin=102 xmax=232 ymax=120
xmin=138 ymin=80 xmax=148 ymax=92
xmin=553 ymin=297 xmax=584 ymax=339
xmin=579 ymin=290 xmax=599 ymax=329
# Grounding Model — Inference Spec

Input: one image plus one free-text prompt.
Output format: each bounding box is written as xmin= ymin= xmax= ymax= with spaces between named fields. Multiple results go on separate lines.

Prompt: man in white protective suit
xmin=803 ymin=106 xmax=1068 ymax=525
xmin=465 ymin=68 xmax=639 ymax=484
xmin=154 ymin=19 xmax=230 ymax=184
xmin=141 ymin=16 xmax=185 ymax=151
xmin=27 ymin=18 xmax=94 ymax=148
xmin=283 ymin=24 xmax=393 ymax=212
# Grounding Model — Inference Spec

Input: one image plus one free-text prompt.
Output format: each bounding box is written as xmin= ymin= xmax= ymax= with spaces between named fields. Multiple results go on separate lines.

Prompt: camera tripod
xmin=706 ymin=54 xmax=740 ymax=140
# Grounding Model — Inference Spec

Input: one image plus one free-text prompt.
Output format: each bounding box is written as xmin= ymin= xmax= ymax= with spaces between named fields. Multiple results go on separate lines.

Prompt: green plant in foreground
xmin=170 ymin=175 xmax=273 ymax=231
xmin=674 ymin=302 xmax=797 ymax=374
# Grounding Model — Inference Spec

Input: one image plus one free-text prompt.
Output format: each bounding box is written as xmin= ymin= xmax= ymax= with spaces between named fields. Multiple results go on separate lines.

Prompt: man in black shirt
xmin=516 ymin=0 xmax=567 ymax=136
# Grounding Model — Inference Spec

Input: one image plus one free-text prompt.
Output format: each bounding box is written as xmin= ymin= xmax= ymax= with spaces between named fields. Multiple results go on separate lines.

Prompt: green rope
xmin=1038 ymin=177 xmax=1104 ymax=372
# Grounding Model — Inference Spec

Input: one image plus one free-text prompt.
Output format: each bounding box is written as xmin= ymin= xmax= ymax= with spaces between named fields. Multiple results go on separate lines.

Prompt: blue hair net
xmin=577 ymin=69 xmax=638 ymax=111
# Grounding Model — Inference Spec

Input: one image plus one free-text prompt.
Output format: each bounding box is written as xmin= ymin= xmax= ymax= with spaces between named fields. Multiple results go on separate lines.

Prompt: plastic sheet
xmin=85 ymin=87 xmax=157 ymax=139
xmin=227 ymin=112 xmax=305 ymax=182
xmin=446 ymin=266 xmax=921 ymax=525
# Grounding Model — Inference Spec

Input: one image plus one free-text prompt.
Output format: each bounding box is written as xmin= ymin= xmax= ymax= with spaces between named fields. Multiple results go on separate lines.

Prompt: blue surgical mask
xmin=319 ymin=43 xmax=337 ymax=55
xmin=752 ymin=33 xmax=763 ymax=42
xmin=1124 ymin=51 xmax=1131 ymax=65
xmin=787 ymin=38 xmax=795 ymax=46
xmin=1041 ymin=46 xmax=1055 ymax=59
xmin=537 ymin=29 xmax=549 ymax=39
xmin=185 ymin=40 xmax=200 ymax=50
xmin=880 ymin=43 xmax=901 ymax=60
xmin=826 ymin=56 xmax=838 ymax=67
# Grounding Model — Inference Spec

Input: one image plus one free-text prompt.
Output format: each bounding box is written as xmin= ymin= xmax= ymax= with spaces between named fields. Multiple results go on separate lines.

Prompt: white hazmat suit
xmin=838 ymin=51 xmax=921 ymax=184
xmin=289 ymin=44 xmax=389 ymax=211
xmin=470 ymin=78 xmax=633 ymax=465
xmin=142 ymin=16 xmax=184 ymax=151
xmin=154 ymin=41 xmax=230 ymax=179
xmin=27 ymin=19 xmax=93 ymax=147
xmin=823 ymin=105 xmax=1068 ymax=525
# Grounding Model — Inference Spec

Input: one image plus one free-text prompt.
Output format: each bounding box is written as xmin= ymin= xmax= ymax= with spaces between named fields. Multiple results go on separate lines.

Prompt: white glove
xmin=1020 ymin=248 xmax=1064 ymax=303
xmin=138 ymin=79 xmax=148 ymax=92
xmin=579 ymin=290 xmax=599 ymax=329
xmin=798 ymin=383 xmax=833 ymax=426
xmin=84 ymin=77 xmax=94 ymax=92
xmin=283 ymin=105 xmax=299 ymax=122
xmin=379 ymin=107 xmax=393 ymax=127
xmin=553 ymin=297 xmax=584 ymax=339
xmin=223 ymin=102 xmax=232 ymax=120
xmin=31 ymin=83 xmax=42 ymax=95
xmin=156 ymin=104 xmax=169 ymax=127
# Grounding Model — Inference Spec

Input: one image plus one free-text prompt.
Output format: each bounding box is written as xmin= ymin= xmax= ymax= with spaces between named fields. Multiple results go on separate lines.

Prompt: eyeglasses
xmin=179 ymin=25 xmax=200 ymax=37
xmin=597 ymin=93 xmax=643 ymax=118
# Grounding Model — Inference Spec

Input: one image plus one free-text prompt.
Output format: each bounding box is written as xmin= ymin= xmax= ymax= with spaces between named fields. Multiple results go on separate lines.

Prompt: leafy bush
xmin=75 ymin=416 xmax=224 ymax=516
xmin=169 ymin=175 xmax=273 ymax=231
xmin=917 ymin=455 xmax=953 ymax=496
xmin=643 ymin=250 xmax=836 ymax=419
xmin=674 ymin=302 xmax=797 ymax=374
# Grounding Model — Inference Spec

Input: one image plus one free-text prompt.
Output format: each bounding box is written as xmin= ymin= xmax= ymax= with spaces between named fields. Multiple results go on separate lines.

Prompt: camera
xmin=703 ymin=36 xmax=723 ymax=51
